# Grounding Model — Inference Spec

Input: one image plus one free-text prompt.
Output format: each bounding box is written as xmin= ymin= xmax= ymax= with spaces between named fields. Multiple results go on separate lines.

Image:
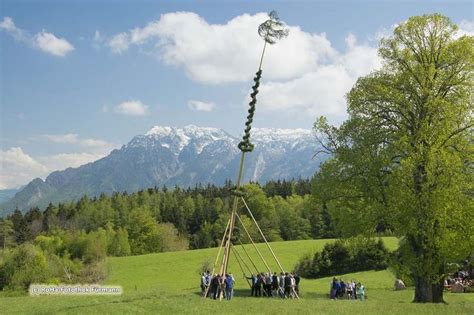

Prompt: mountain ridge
xmin=0 ymin=125 xmax=326 ymax=216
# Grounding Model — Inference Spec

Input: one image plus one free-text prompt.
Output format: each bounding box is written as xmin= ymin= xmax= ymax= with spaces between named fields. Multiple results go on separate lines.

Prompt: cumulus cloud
xmin=0 ymin=139 xmax=116 ymax=188
xmin=0 ymin=16 xmax=74 ymax=57
xmin=80 ymin=138 xmax=111 ymax=147
xmin=109 ymin=32 xmax=130 ymax=53
xmin=0 ymin=147 xmax=48 ymax=189
xmin=257 ymin=33 xmax=381 ymax=123
xmin=34 ymin=30 xmax=74 ymax=56
xmin=114 ymin=100 xmax=149 ymax=116
xmin=43 ymin=133 xmax=79 ymax=143
xmin=106 ymin=12 xmax=384 ymax=122
xmin=458 ymin=20 xmax=474 ymax=37
xmin=187 ymin=100 xmax=215 ymax=111
xmin=42 ymin=133 xmax=115 ymax=151
xmin=38 ymin=152 xmax=106 ymax=172
xmin=107 ymin=12 xmax=335 ymax=83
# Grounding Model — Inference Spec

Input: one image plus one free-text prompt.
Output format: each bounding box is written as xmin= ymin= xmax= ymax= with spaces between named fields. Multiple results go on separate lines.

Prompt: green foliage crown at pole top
xmin=258 ymin=10 xmax=290 ymax=45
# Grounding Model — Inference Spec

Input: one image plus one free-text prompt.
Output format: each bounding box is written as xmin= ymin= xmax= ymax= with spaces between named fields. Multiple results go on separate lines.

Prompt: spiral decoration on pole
xmin=237 ymin=10 xmax=289 ymax=154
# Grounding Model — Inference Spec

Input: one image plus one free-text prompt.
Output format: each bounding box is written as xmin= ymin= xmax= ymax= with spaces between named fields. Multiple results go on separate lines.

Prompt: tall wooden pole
xmin=213 ymin=10 xmax=289 ymax=298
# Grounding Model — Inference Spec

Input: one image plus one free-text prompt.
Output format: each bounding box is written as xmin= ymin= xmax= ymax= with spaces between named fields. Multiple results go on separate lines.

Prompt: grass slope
xmin=1 ymin=238 xmax=473 ymax=314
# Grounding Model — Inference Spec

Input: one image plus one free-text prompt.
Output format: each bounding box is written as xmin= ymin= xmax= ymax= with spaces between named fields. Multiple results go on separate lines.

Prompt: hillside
xmin=1 ymin=238 xmax=473 ymax=314
xmin=1 ymin=125 xmax=327 ymax=215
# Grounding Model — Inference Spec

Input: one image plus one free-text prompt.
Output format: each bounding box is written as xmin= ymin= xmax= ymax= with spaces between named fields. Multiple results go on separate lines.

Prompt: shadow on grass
xmin=194 ymin=288 xmax=326 ymax=300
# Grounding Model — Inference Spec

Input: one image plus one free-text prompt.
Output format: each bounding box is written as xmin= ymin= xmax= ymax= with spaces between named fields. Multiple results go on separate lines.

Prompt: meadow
xmin=1 ymin=238 xmax=473 ymax=314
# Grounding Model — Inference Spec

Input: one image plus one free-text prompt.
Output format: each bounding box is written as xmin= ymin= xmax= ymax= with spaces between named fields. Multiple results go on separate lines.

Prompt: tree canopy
xmin=314 ymin=14 xmax=473 ymax=303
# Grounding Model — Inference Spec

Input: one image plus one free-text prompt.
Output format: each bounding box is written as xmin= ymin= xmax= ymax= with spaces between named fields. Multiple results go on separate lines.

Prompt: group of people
xmin=444 ymin=269 xmax=474 ymax=293
xmin=330 ymin=278 xmax=365 ymax=300
xmin=200 ymin=271 xmax=235 ymax=300
xmin=200 ymin=272 xmax=369 ymax=301
xmin=246 ymin=272 xmax=300 ymax=299
xmin=199 ymin=271 xmax=301 ymax=300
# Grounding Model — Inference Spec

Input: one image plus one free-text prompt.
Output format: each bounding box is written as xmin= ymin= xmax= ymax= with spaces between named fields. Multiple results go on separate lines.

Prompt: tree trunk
xmin=414 ymin=277 xmax=444 ymax=303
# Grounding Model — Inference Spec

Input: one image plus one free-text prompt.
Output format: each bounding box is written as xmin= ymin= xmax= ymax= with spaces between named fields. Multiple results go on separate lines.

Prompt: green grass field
xmin=1 ymin=238 xmax=473 ymax=314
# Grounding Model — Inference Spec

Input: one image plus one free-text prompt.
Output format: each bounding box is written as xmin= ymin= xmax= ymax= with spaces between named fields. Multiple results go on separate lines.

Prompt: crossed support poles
xmin=202 ymin=152 xmax=300 ymax=300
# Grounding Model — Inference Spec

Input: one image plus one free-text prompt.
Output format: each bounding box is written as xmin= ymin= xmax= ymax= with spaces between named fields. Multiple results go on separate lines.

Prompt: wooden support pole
xmin=238 ymin=239 xmax=259 ymax=274
xmin=230 ymin=244 xmax=252 ymax=288
xmin=203 ymin=218 xmax=231 ymax=299
xmin=235 ymin=211 xmax=272 ymax=273
xmin=220 ymin=152 xmax=246 ymax=276
xmin=241 ymin=197 xmax=286 ymax=274
xmin=231 ymin=243 xmax=253 ymax=276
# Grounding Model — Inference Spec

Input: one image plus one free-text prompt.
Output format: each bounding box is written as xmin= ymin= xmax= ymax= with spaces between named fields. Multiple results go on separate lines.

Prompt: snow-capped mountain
xmin=1 ymin=125 xmax=327 ymax=215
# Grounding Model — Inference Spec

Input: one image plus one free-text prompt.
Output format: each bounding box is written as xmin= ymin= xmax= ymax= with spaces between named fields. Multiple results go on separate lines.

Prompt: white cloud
xmin=106 ymin=12 xmax=383 ymax=123
xmin=39 ymin=152 xmax=106 ymax=172
xmin=42 ymin=133 xmax=115 ymax=152
xmin=0 ymin=145 xmax=115 ymax=189
xmin=114 ymin=100 xmax=149 ymax=116
xmin=257 ymin=33 xmax=381 ymax=123
xmin=0 ymin=147 xmax=48 ymax=189
xmin=458 ymin=20 xmax=474 ymax=37
xmin=0 ymin=16 xmax=74 ymax=57
xmin=0 ymin=16 xmax=16 ymax=31
xmin=43 ymin=133 xmax=79 ymax=143
xmin=108 ymin=12 xmax=336 ymax=83
xmin=34 ymin=30 xmax=74 ymax=57
xmin=187 ymin=100 xmax=215 ymax=111
xmin=109 ymin=32 xmax=130 ymax=53
xmin=80 ymin=138 xmax=111 ymax=148
xmin=258 ymin=65 xmax=353 ymax=122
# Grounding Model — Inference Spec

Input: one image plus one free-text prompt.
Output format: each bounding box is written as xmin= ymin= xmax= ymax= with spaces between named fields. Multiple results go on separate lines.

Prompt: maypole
xmin=213 ymin=11 xmax=289 ymax=299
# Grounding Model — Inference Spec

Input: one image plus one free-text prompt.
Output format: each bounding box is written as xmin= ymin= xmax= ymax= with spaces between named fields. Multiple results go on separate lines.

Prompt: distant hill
xmin=0 ymin=125 xmax=327 ymax=215
xmin=0 ymin=188 xmax=20 ymax=203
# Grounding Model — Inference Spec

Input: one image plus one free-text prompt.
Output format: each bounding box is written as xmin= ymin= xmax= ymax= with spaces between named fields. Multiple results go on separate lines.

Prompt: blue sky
xmin=1 ymin=0 xmax=473 ymax=189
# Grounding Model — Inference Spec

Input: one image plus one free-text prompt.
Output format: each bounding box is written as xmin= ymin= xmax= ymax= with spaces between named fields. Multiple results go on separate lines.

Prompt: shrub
xmin=0 ymin=244 xmax=50 ymax=290
xmin=294 ymin=237 xmax=389 ymax=278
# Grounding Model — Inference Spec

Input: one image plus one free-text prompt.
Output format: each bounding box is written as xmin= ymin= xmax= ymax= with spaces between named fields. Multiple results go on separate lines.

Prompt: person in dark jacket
xmin=255 ymin=273 xmax=263 ymax=297
xmin=330 ymin=277 xmax=338 ymax=299
xmin=272 ymin=272 xmax=279 ymax=296
xmin=210 ymin=274 xmax=219 ymax=299
xmin=284 ymin=272 xmax=292 ymax=298
xmin=294 ymin=273 xmax=301 ymax=296
xmin=246 ymin=274 xmax=257 ymax=296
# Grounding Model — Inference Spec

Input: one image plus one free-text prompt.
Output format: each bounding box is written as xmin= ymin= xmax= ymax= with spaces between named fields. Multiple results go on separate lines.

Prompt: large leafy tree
xmin=314 ymin=14 xmax=473 ymax=303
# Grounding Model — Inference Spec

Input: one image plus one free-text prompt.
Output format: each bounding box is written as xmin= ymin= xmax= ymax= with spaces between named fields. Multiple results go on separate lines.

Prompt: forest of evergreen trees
xmin=0 ymin=178 xmax=339 ymax=255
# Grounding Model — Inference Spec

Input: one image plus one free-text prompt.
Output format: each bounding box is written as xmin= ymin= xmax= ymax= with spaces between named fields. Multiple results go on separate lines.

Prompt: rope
xmin=241 ymin=197 xmax=286 ymax=274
